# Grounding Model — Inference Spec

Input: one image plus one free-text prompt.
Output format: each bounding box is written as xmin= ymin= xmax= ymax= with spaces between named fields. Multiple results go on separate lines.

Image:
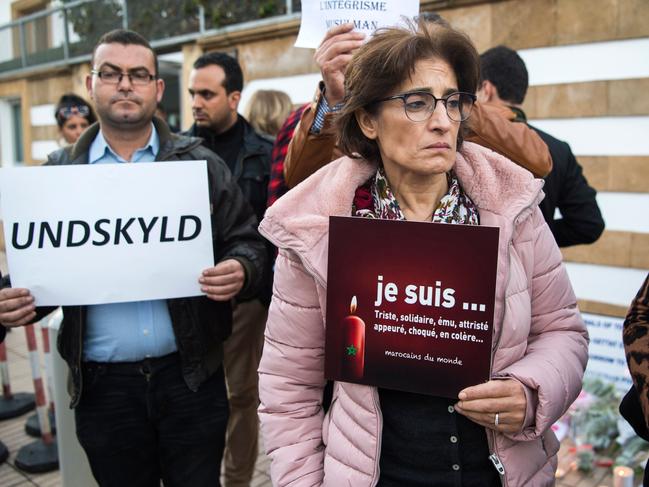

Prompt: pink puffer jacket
xmin=258 ymin=142 xmax=589 ymax=487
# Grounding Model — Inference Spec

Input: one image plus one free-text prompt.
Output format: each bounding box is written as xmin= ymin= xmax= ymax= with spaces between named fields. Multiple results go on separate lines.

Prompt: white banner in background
xmin=582 ymin=312 xmax=631 ymax=393
xmin=295 ymin=0 xmax=420 ymax=49
xmin=0 ymin=161 xmax=214 ymax=306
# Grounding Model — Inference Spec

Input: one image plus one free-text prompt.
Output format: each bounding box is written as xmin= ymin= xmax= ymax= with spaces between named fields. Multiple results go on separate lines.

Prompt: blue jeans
xmin=75 ymin=353 xmax=228 ymax=487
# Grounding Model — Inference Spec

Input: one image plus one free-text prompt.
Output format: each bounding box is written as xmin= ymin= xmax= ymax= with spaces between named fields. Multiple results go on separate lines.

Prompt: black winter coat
xmin=186 ymin=116 xmax=274 ymax=304
xmin=513 ymin=108 xmax=605 ymax=247
xmin=185 ymin=116 xmax=272 ymax=225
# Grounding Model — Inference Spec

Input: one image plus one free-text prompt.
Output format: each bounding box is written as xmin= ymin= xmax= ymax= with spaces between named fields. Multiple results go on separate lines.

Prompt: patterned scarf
xmin=352 ymin=166 xmax=479 ymax=225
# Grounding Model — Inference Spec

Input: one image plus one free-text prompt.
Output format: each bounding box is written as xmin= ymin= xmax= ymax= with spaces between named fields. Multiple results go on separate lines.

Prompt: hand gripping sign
xmin=295 ymin=0 xmax=420 ymax=48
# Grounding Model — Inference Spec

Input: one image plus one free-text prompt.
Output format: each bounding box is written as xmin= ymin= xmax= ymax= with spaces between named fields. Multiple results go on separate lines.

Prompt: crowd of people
xmin=0 ymin=9 xmax=645 ymax=487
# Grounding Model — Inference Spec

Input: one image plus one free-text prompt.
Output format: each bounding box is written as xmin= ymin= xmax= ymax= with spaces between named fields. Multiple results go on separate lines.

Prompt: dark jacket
xmin=13 ymin=117 xmax=266 ymax=408
xmin=512 ymin=108 xmax=605 ymax=247
xmin=185 ymin=116 xmax=272 ymax=224
xmin=186 ymin=116 xmax=274 ymax=304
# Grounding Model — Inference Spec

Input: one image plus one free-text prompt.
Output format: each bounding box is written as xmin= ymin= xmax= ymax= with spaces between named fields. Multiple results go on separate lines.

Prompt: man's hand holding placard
xmin=0 ymin=288 xmax=36 ymax=327
xmin=200 ymin=259 xmax=246 ymax=301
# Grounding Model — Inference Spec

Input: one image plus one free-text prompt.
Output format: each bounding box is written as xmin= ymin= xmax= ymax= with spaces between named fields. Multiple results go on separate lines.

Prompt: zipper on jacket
xmin=486 ymin=242 xmax=511 ymax=487
xmin=486 ymin=198 xmax=538 ymax=487
xmin=489 ymin=453 xmax=506 ymax=476
xmin=486 ymin=431 xmax=507 ymax=486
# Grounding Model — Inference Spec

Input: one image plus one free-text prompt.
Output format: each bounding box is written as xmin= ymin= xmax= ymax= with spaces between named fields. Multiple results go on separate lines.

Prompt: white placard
xmin=295 ymin=0 xmax=420 ymax=49
xmin=0 ymin=161 xmax=214 ymax=306
xmin=582 ymin=312 xmax=632 ymax=393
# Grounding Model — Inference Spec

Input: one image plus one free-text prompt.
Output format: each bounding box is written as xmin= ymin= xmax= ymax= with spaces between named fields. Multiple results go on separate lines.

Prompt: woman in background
xmin=244 ymin=89 xmax=292 ymax=139
xmin=55 ymin=93 xmax=96 ymax=146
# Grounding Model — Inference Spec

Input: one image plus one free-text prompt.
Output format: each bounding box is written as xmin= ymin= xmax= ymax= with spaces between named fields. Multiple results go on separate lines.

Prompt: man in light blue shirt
xmin=0 ymin=29 xmax=266 ymax=487
xmin=83 ymin=124 xmax=179 ymax=363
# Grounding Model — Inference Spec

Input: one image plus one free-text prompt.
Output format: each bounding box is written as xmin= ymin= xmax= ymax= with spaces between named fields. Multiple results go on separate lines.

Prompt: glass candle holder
xmin=612 ymin=465 xmax=634 ymax=487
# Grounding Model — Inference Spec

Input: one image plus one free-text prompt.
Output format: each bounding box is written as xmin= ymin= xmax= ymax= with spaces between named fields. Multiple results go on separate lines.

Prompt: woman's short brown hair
xmin=336 ymin=19 xmax=479 ymax=162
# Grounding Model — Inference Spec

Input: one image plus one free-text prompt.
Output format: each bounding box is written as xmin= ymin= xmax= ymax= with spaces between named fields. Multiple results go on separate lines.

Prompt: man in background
xmin=185 ymin=51 xmax=273 ymax=487
xmin=478 ymin=46 xmax=605 ymax=247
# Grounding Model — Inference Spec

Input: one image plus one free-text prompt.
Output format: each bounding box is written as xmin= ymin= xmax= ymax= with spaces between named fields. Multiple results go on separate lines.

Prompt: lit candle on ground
xmin=341 ymin=296 xmax=365 ymax=380
xmin=613 ymin=465 xmax=634 ymax=487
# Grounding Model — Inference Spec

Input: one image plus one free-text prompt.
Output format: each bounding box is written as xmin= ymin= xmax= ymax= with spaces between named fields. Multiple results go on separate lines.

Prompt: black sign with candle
xmin=324 ymin=216 xmax=499 ymax=398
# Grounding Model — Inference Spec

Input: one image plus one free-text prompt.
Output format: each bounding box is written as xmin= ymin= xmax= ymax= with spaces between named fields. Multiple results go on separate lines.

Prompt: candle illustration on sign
xmin=342 ymin=296 xmax=365 ymax=380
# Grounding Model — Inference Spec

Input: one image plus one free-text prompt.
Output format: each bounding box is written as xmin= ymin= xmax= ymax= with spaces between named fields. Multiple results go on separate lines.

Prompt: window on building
xmin=0 ymin=98 xmax=24 ymax=166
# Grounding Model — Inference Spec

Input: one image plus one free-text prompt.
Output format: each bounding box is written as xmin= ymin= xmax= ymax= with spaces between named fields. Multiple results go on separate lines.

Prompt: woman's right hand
xmin=454 ymin=379 xmax=528 ymax=434
xmin=0 ymin=288 xmax=36 ymax=327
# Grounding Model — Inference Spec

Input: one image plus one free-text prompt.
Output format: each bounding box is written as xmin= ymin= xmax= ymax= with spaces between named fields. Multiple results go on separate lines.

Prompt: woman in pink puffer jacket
xmin=258 ymin=20 xmax=588 ymax=487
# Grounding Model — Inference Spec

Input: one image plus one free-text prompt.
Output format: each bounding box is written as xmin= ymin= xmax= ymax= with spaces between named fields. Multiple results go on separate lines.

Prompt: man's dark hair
xmin=92 ymin=29 xmax=158 ymax=75
xmin=479 ymin=45 xmax=528 ymax=104
xmin=193 ymin=52 xmax=243 ymax=93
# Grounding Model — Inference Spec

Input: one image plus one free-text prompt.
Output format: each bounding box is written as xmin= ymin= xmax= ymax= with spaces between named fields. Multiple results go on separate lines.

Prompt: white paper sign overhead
xmin=0 ymin=161 xmax=214 ymax=306
xmin=295 ymin=0 xmax=420 ymax=49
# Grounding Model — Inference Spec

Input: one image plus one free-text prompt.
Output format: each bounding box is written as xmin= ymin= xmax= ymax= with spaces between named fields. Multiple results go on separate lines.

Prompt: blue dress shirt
xmin=83 ymin=125 xmax=178 ymax=362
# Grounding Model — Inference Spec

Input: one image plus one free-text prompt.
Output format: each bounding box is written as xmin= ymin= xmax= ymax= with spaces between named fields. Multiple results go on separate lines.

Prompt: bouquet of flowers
xmin=558 ymin=378 xmax=649 ymax=474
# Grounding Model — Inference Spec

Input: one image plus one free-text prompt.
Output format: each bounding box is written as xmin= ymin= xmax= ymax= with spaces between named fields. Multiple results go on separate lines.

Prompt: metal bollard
xmin=14 ymin=324 xmax=58 ymax=473
xmin=25 ymin=320 xmax=56 ymax=437
xmin=0 ymin=338 xmax=35 ymax=420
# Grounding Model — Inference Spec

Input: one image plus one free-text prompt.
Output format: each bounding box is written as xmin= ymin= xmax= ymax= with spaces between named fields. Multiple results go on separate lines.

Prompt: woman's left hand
xmin=453 ymin=379 xmax=527 ymax=434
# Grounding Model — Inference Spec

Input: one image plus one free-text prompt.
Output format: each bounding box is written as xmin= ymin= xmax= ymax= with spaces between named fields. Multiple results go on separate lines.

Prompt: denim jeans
xmin=75 ymin=353 xmax=228 ymax=487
